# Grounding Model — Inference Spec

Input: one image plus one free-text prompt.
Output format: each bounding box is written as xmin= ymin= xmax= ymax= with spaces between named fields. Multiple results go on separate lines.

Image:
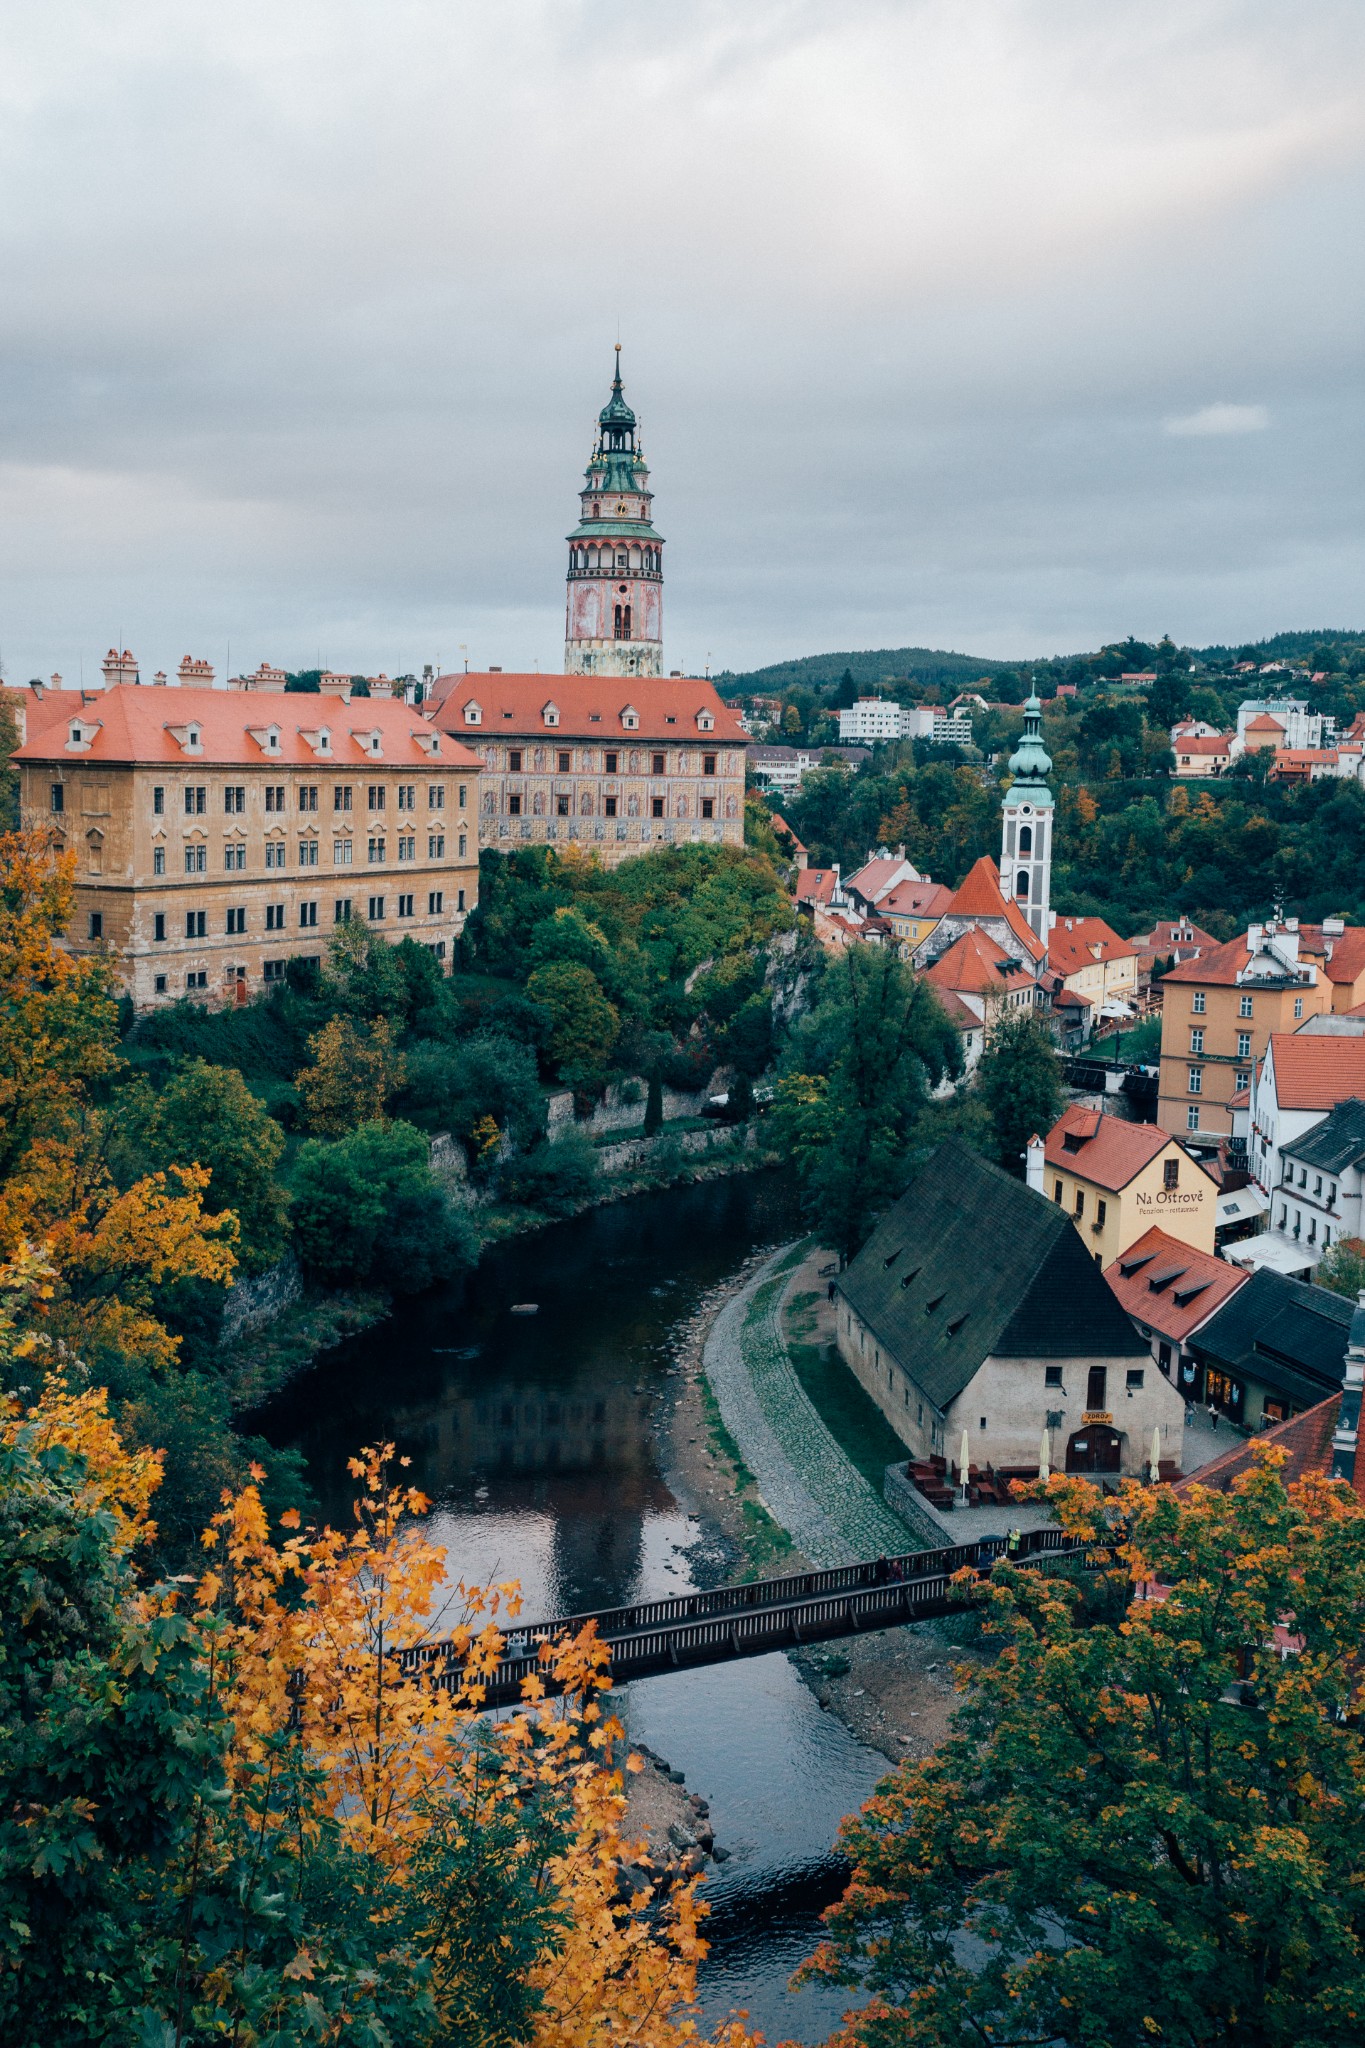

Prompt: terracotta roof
xmin=1245 ymin=713 xmax=1287 ymax=732
xmin=928 ymin=985 xmax=980 ymax=1031
xmin=769 ymin=812 xmax=806 ymax=852
xmin=1160 ymin=934 xmax=1257 ymax=987
xmin=427 ymin=672 xmax=746 ymax=746
xmin=946 ymin=854 xmax=1046 ymax=961
xmin=879 ymin=879 xmax=953 ymax=919
xmin=1308 ymin=925 xmax=1365 ymax=987
xmin=1128 ymin=919 xmax=1219 ymax=954
xmin=1043 ymin=1102 xmax=1205 ymax=1192
xmin=923 ymin=925 xmax=1034 ymax=995
xmin=1105 ymin=1226 xmax=1248 ymax=1345
xmin=1229 ymin=1085 xmax=1250 ymax=1109
xmin=1175 ymin=1395 xmax=1345 ymax=1497
xmin=1046 ymin=915 xmax=1135 ymax=978
xmin=845 ymin=854 xmax=920 ymax=902
xmin=1176 ymin=734 xmax=1232 ymax=754
xmin=794 ymin=867 xmax=839 ymax=905
xmin=13 ymin=685 xmax=481 ymax=771
xmin=1266 ymin=1033 xmax=1365 ymax=1111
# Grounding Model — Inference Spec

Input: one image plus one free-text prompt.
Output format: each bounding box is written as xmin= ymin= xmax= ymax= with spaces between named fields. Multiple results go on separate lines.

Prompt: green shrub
xmin=498 ymin=1129 xmax=599 ymax=1216
xmin=291 ymin=1120 xmax=477 ymax=1290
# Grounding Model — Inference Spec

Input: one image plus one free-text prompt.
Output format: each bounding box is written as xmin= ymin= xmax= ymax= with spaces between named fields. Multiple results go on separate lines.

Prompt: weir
xmin=400 ymin=1525 xmax=1091 ymax=1708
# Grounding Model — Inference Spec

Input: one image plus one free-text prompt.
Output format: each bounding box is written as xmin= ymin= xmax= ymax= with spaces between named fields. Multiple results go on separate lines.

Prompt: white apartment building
xmin=837 ymin=699 xmax=973 ymax=746
xmin=1233 ymin=698 xmax=1335 ymax=754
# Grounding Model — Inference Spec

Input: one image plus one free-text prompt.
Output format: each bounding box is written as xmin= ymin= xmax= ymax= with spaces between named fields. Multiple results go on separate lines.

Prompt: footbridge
xmin=401 ymin=1526 xmax=1090 ymax=1709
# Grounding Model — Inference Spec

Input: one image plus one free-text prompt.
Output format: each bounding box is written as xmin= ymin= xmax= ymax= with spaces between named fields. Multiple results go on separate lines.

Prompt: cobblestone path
xmin=703 ymin=1241 xmax=911 ymax=1568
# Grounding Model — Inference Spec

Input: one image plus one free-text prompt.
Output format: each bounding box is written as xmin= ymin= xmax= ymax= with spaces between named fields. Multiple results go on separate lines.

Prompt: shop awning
xmin=1216 ymin=1186 xmax=1269 ymax=1228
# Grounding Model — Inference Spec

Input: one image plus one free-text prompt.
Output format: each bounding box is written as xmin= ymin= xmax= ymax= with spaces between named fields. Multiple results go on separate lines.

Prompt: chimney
xmin=1323 ymin=916 xmax=1346 ymax=937
xmin=178 ymin=655 xmax=215 ymax=689
xmin=152 ymin=671 xmax=167 ymax=687
xmin=1025 ymin=1134 xmax=1045 ymax=1194
xmin=50 ymin=672 xmax=62 ymax=690
xmin=369 ymin=675 xmax=394 ymax=699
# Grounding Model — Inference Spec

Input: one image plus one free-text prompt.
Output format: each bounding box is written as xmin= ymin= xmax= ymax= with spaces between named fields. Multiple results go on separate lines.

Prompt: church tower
xmin=1000 ymin=691 xmax=1054 ymax=944
xmin=564 ymin=348 xmax=664 ymax=677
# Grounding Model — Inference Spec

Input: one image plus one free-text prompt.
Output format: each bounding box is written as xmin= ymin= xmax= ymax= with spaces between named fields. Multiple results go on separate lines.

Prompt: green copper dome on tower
xmin=1007 ymin=692 xmax=1054 ymax=804
xmin=598 ymin=345 xmax=637 ymax=431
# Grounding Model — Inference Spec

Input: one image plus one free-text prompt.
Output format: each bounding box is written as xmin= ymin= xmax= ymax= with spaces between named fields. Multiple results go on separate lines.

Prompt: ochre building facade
xmin=15 ymin=685 xmax=481 ymax=1009
xmin=427 ymin=673 xmax=747 ymax=870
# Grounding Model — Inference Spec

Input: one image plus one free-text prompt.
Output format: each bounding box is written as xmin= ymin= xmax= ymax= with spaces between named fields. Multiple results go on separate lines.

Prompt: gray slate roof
xmin=1191 ymin=1267 xmax=1354 ymax=1406
xmin=837 ymin=1141 xmax=1146 ymax=1411
xmin=1281 ymin=1098 xmax=1365 ymax=1175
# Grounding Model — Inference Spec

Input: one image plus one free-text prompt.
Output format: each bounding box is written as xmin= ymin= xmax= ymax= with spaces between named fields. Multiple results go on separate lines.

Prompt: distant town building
xmin=1233 ymin=698 xmax=1333 ymax=754
xmin=835 ymin=699 xmax=972 ymax=746
xmin=1104 ymin=1226 xmax=1247 ymax=1398
xmin=1185 ymin=1266 xmax=1354 ymax=1429
xmin=1173 ymin=732 xmax=1234 ymax=776
xmin=1032 ymin=1107 xmax=1217 ymax=1265
xmin=1044 ymin=916 xmax=1140 ymax=1022
xmin=1128 ymin=917 xmax=1218 ymax=987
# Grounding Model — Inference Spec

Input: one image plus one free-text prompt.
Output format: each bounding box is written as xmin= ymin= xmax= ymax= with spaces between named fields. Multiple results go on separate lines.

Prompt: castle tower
xmin=1000 ymin=691 xmax=1054 ymax=944
xmin=564 ymin=348 xmax=664 ymax=677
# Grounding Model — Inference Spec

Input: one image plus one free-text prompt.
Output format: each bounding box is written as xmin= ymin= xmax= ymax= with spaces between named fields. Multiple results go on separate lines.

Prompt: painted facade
xmin=564 ymin=348 xmax=664 ymax=677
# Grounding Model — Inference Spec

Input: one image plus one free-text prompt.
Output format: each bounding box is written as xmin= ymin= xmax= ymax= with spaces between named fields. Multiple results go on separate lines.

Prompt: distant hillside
xmin=715 ymin=645 xmax=1019 ymax=699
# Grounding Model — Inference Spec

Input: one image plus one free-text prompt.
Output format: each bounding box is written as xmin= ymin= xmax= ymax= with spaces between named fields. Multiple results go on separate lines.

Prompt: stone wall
xmin=547 ymin=1078 xmax=716 ymax=1134
xmin=594 ymin=1123 xmax=756 ymax=1176
xmin=220 ymin=1254 xmax=303 ymax=1341
xmin=882 ymin=1462 xmax=957 ymax=1547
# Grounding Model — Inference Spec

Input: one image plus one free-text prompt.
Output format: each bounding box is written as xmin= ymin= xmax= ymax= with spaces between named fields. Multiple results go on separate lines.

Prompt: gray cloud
xmin=1164 ymin=404 xmax=1271 ymax=437
xmin=1 ymin=0 xmax=1363 ymax=682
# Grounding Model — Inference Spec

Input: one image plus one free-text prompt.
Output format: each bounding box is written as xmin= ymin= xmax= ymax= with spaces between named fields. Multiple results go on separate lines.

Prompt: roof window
xmin=621 ymin=705 xmax=639 ymax=729
xmin=899 ymin=1267 xmax=921 ymax=1289
xmin=882 ymin=1247 xmax=902 ymax=1268
xmin=945 ymin=1314 xmax=968 ymax=1338
xmin=463 ymin=702 xmax=482 ymax=725
xmin=924 ymin=1293 xmax=945 ymax=1313
xmin=542 ymin=702 xmax=561 ymax=727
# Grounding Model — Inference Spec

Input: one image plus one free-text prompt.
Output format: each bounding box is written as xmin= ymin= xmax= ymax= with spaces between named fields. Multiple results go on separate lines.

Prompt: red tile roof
xmin=923 ymin=925 xmax=1034 ymax=995
xmin=879 ymin=879 xmax=953 ymax=919
xmin=1129 ymin=918 xmax=1219 ymax=954
xmin=1046 ymin=915 xmax=1136 ymax=978
xmin=426 ymin=672 xmax=746 ymax=746
xmin=1245 ymin=712 xmax=1287 ymax=732
xmin=845 ymin=854 xmax=919 ymax=902
xmin=1104 ymin=1226 xmax=1248 ymax=1344
xmin=1044 ymin=1102 xmax=1204 ymax=1192
xmin=13 ymin=685 xmax=482 ymax=771
xmin=1266 ymin=1033 xmax=1365 ymax=1111
xmin=769 ymin=812 xmax=807 ymax=852
xmin=794 ymin=867 xmax=840 ymax=905
xmin=1175 ymin=1394 xmax=1347 ymax=1497
xmin=1176 ymin=734 xmax=1233 ymax=755
xmin=929 ymin=985 xmax=980 ymax=1030
xmin=946 ymin=854 xmax=1045 ymax=961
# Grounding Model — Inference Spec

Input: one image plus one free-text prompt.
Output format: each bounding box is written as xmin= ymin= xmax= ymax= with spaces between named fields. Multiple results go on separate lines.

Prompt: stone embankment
xmin=619 ymin=1742 xmax=726 ymax=1896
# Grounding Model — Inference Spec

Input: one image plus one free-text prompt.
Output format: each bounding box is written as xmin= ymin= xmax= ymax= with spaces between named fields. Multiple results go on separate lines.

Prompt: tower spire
xmin=563 ymin=352 xmax=664 ymax=678
xmin=999 ymin=685 xmax=1054 ymax=946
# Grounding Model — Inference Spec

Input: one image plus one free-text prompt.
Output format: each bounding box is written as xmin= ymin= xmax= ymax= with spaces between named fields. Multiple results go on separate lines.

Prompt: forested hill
xmin=716 ymin=645 xmax=1017 ymax=697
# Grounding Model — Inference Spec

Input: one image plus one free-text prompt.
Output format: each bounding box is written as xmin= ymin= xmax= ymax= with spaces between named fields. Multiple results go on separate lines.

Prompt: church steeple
xmin=1000 ymin=690 xmax=1054 ymax=944
xmin=564 ymin=350 xmax=664 ymax=677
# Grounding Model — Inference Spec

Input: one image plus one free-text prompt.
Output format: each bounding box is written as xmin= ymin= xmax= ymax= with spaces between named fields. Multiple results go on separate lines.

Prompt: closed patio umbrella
xmin=958 ymin=1427 xmax=971 ymax=1501
xmin=1149 ymin=1425 xmax=1161 ymax=1483
xmin=1039 ymin=1426 xmax=1050 ymax=1482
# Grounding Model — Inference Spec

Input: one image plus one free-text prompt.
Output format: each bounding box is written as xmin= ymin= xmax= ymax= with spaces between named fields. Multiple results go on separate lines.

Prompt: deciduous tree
xmin=296 ymin=1013 xmax=406 ymax=1133
xmin=975 ymin=1007 xmax=1064 ymax=1174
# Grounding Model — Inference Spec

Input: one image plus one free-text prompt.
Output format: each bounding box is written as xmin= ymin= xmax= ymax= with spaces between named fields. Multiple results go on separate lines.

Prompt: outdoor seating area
xmin=903 ymin=1455 xmax=1043 ymax=1510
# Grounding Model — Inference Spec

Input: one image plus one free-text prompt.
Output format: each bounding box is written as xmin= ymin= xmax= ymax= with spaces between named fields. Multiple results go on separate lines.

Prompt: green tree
xmin=524 ymin=961 xmax=620 ymax=1084
xmin=499 ymin=1128 xmax=600 ymax=1217
xmin=975 ymin=1009 xmax=1064 ymax=1173
xmin=296 ymin=1013 xmax=406 ymax=1134
xmin=804 ymin=1449 xmax=1365 ymax=2047
xmin=290 ymin=1119 xmax=476 ymax=1289
xmin=398 ymin=1028 xmax=545 ymax=1150
xmin=1315 ymin=1238 xmax=1365 ymax=1301
xmin=128 ymin=1058 xmax=289 ymax=1273
xmin=773 ymin=948 xmax=960 ymax=1258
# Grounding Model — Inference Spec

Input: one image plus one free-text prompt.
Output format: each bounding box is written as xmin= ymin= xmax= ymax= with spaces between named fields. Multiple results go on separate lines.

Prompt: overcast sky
xmin=1 ymin=0 xmax=1362 ymax=684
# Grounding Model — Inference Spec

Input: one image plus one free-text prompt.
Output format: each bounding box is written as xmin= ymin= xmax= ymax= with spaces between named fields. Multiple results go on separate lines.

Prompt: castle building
xmin=999 ymin=691 xmax=1053 ymax=943
xmin=564 ymin=348 xmax=664 ymax=677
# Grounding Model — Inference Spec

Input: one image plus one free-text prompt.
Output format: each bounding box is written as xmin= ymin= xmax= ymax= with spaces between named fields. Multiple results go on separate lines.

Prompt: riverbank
xmin=659 ymin=1236 xmax=986 ymax=1768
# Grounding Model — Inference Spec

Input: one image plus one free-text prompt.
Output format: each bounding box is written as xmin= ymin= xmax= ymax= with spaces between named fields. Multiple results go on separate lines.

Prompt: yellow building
xmin=1045 ymin=914 xmax=1140 ymax=1017
xmin=15 ymin=684 xmax=482 ymax=1009
xmin=878 ymin=878 xmax=953 ymax=952
xmin=1031 ymin=1106 xmax=1217 ymax=1265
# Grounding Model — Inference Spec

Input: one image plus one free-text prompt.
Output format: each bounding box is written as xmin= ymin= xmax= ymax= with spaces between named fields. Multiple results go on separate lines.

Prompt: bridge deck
xmin=400 ymin=1526 xmax=1089 ymax=1709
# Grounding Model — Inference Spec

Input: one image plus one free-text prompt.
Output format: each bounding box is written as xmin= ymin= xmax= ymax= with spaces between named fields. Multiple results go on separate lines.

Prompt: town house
xmin=1031 ymin=1106 xmax=1217 ymax=1265
xmin=1104 ymin=1226 xmax=1247 ymax=1399
xmin=15 ymin=685 xmax=481 ymax=1008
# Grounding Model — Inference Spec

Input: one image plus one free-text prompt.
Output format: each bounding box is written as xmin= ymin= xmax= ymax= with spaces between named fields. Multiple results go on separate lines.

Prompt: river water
xmin=255 ymin=1172 xmax=888 ymax=2042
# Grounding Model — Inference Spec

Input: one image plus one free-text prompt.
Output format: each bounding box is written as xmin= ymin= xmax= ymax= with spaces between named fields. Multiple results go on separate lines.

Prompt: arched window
xmin=1016 ymin=872 xmax=1029 ymax=899
xmin=1018 ymin=824 xmax=1032 ymax=855
xmin=613 ymin=604 xmax=624 ymax=639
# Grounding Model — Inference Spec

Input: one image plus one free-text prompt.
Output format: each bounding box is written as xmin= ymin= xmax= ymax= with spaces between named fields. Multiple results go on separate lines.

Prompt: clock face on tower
xmin=564 ymin=351 xmax=664 ymax=678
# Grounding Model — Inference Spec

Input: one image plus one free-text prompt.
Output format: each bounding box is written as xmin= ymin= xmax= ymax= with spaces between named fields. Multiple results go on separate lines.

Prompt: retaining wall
xmin=220 ymin=1254 xmax=303 ymax=1341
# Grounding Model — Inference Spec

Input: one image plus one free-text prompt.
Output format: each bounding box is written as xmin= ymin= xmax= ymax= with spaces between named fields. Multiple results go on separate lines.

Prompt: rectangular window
xmin=1237 ymin=1031 xmax=1251 ymax=1058
xmin=428 ymin=890 xmax=444 ymax=914
xmin=88 ymin=911 xmax=103 ymax=940
xmin=397 ymin=784 xmax=415 ymax=810
xmin=1163 ymin=1157 xmax=1179 ymax=1190
xmin=1073 ymin=1189 xmax=1085 ymax=1217
xmin=1239 ymin=994 xmax=1252 ymax=1017
xmin=1188 ymin=1067 xmax=1202 ymax=1093
xmin=226 ymin=907 xmax=246 ymax=935
xmin=263 ymin=959 xmax=286 ymax=983
xmin=334 ymin=838 xmax=353 ymax=864
xmin=1086 ymin=1366 xmax=1107 ymax=1411
xmin=1126 ymin=1369 xmax=1145 ymax=1391
xmin=457 ymin=832 xmax=467 ymax=858
xmin=1294 ymin=997 xmax=1304 ymax=1018
xmin=652 ymin=752 xmax=666 ymax=775
xmin=429 ymin=784 xmax=445 ymax=809
xmin=1054 ymin=1178 xmax=1063 ymax=1203
xmin=604 ymin=752 xmax=618 ymax=774
xmin=398 ymin=835 xmax=415 ymax=860
xmin=185 ymin=910 xmax=206 ymax=938
xmin=397 ymin=893 xmax=414 ymax=918
xmin=185 ymin=786 xmax=206 ymax=815
xmin=266 ymin=842 xmax=286 ymax=869
xmin=50 ymin=783 xmax=65 ymax=813
xmin=154 ymin=973 xmax=167 ymax=994
xmin=265 ymin=904 xmax=285 ymax=931
xmin=457 ymin=783 xmax=466 ymax=808
xmin=508 ymin=794 xmax=522 ymax=816
xmin=224 ymin=786 xmax=246 ymax=813
xmin=298 ymin=839 xmax=319 ymax=866
xmin=334 ymin=898 xmax=352 ymax=923
xmin=184 ymin=845 xmax=206 ymax=874
xmin=153 ymin=912 xmax=166 ymax=941
xmin=185 ymin=970 xmax=208 ymax=990
xmin=1187 ymin=1104 xmax=1200 ymax=1131
xmin=557 ymin=750 xmax=571 ymax=773
xmin=428 ymin=834 xmax=445 ymax=859
xmin=1190 ymin=1027 xmax=1204 ymax=1054
xmin=367 ymin=785 xmax=386 ymax=811
xmin=153 ymin=846 xmax=165 ymax=876
xmin=265 ymin=785 xmax=285 ymax=812
xmin=1096 ymin=1198 xmax=1107 ymax=1229
xmin=1192 ymin=990 xmax=1206 ymax=1014
xmin=701 ymin=797 xmax=714 ymax=819
xmin=224 ymin=843 xmax=246 ymax=871
xmin=1235 ymin=1069 xmax=1250 ymax=1091
xmin=334 ymin=785 xmax=353 ymax=811
xmin=1045 ymin=1365 xmax=1063 ymax=1388
xmin=457 ymin=887 xmax=465 ymax=912
xmin=651 ymin=797 xmax=665 ymax=818
xmin=299 ymin=785 xmax=319 ymax=812
xmin=368 ymin=836 xmax=386 ymax=862
xmin=299 ymin=901 xmax=318 ymax=929
xmin=604 ymin=796 xmax=618 ymax=818
xmin=508 ymin=750 xmax=523 ymax=773
xmin=152 ymin=786 xmax=164 ymax=815
xmin=556 ymin=795 xmax=570 ymax=817
xmin=703 ymin=753 xmax=717 ymax=776
xmin=368 ymin=895 xmax=385 ymax=921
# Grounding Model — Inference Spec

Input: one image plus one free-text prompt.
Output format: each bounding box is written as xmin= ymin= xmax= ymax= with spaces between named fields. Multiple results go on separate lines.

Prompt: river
xmin=255 ymin=1172 xmax=889 ymax=2042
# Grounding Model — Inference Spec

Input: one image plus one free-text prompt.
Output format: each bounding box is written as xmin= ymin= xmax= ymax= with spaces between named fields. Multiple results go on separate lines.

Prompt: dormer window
xmin=412 ymin=731 xmax=442 ymax=757
xmin=299 ymin=727 xmax=333 ymax=758
xmin=166 ymin=722 xmax=204 ymax=755
xmin=542 ymin=702 xmax=561 ymax=727
xmin=247 ymin=725 xmax=281 ymax=755
xmin=696 ymin=711 xmax=715 ymax=731
xmin=463 ymin=702 xmax=482 ymax=726
xmin=621 ymin=705 xmax=639 ymax=730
